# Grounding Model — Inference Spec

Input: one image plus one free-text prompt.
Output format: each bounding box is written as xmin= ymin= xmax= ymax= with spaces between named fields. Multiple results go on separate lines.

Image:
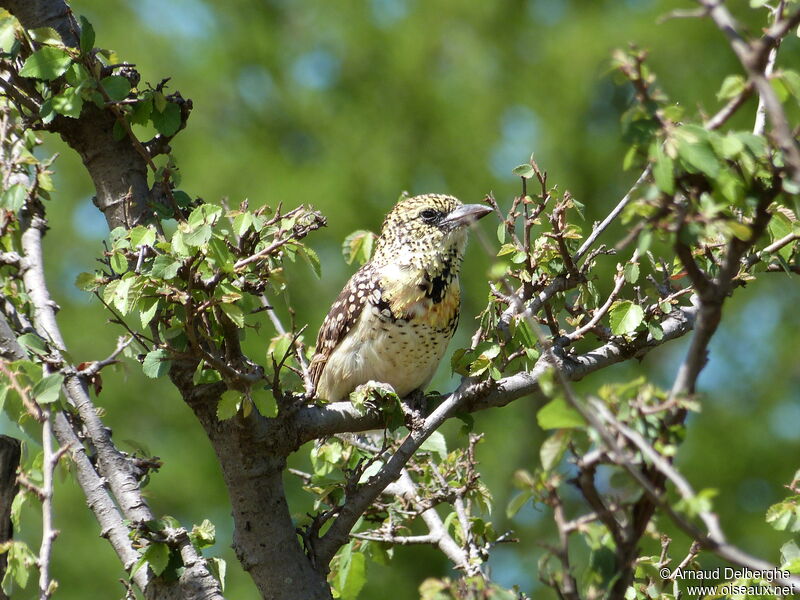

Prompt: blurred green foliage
xmin=3 ymin=0 xmax=800 ymax=597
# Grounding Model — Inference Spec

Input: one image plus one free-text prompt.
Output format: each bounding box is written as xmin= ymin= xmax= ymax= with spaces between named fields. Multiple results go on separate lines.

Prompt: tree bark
xmin=170 ymin=363 xmax=332 ymax=600
xmin=0 ymin=435 xmax=20 ymax=600
xmin=1 ymin=0 xmax=152 ymax=230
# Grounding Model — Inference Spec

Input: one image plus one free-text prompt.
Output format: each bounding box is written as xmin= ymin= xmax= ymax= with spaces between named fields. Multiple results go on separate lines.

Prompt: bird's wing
xmin=309 ymin=266 xmax=377 ymax=390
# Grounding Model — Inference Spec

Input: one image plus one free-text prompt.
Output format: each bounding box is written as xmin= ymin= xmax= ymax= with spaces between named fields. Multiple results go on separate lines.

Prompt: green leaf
xmin=725 ymin=221 xmax=752 ymax=241
xmin=19 ymin=47 xmax=72 ymax=81
xmin=183 ymin=224 xmax=212 ymax=247
xmin=208 ymin=557 xmax=226 ymax=591
xmin=652 ymin=144 xmax=674 ymax=194
xmin=766 ymin=497 xmax=800 ymax=532
xmin=217 ymin=391 xmax=241 ymax=420
xmin=51 ymin=86 xmax=84 ymax=118
xmin=506 ymin=489 xmax=533 ymax=519
xmin=29 ymin=27 xmax=62 ymax=46
xmin=647 ymin=321 xmax=664 ymax=341
xmin=100 ymin=75 xmax=131 ymax=102
xmin=142 ymin=349 xmax=171 ymax=378
xmin=675 ymin=125 xmax=720 ymax=178
xmin=512 ymin=164 xmax=535 ymax=179
xmin=140 ymin=297 xmax=160 ymax=328
xmin=623 ymin=262 xmax=639 ymax=283
xmin=2 ymin=541 xmax=36 ymax=594
xmin=420 ymin=431 xmax=447 ymax=460
xmin=540 ymin=429 xmax=571 ymax=471
xmin=151 ymin=102 xmax=181 ymax=136
xmin=17 ymin=333 xmax=48 ymax=356
xmin=233 ymin=212 xmax=253 ymax=237
xmin=153 ymin=91 xmax=167 ymax=113
xmin=716 ymin=74 xmax=746 ymax=101
xmin=537 ymin=397 xmax=585 ymax=430
xmin=130 ymin=97 xmax=154 ymax=126
xmin=219 ymin=303 xmax=244 ymax=328
xmin=609 ymin=300 xmax=644 ymax=335
xmin=189 ymin=519 xmax=216 ymax=549
xmin=31 ymin=373 xmax=63 ymax=404
xmin=64 ymin=62 xmax=90 ymax=87
xmin=342 ymin=230 xmax=376 ymax=266
xmin=300 ymin=247 xmax=322 ymax=278
xmin=0 ymin=17 xmax=18 ymax=53
xmin=338 ymin=546 xmax=366 ymax=600
xmin=129 ymin=226 xmax=156 ymax=248
xmin=150 ymin=255 xmax=180 ymax=279
xmin=144 ymin=542 xmax=170 ymax=576
xmin=79 ymin=16 xmax=95 ymax=55
xmin=110 ymin=251 xmax=128 ymax=275
xmin=1 ymin=184 xmax=26 ymax=211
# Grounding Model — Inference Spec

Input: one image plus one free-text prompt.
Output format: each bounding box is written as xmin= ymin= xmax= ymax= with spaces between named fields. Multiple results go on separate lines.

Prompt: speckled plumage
xmin=310 ymin=194 xmax=491 ymax=402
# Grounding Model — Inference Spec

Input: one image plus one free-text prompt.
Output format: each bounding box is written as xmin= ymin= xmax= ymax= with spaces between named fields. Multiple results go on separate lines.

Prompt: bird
xmin=309 ymin=194 xmax=492 ymax=402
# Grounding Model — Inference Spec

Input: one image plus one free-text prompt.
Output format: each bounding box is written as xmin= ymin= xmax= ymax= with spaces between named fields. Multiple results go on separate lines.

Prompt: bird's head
xmin=372 ymin=194 xmax=493 ymax=269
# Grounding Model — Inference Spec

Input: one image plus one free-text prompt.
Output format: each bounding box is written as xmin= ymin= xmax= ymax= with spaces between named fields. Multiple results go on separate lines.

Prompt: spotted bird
xmin=310 ymin=194 xmax=492 ymax=402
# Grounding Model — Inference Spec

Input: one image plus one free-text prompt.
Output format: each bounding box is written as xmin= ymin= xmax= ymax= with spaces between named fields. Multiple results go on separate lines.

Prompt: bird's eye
xmin=420 ymin=209 xmax=440 ymax=223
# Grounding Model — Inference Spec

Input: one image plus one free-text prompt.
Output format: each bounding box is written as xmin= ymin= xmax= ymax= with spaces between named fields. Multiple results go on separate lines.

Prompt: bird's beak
xmin=441 ymin=204 xmax=493 ymax=228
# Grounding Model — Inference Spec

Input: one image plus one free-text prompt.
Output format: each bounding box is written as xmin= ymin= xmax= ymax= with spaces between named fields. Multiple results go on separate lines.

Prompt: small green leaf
xmin=540 ymin=429 xmax=571 ymax=471
xmin=537 ymin=397 xmax=585 ymax=430
xmin=17 ymin=333 xmax=48 ymax=356
xmin=342 ymin=230 xmax=376 ymax=266
xmin=142 ymin=349 xmax=171 ymax=378
xmin=183 ymin=224 xmax=212 ymax=247
xmin=189 ymin=519 xmax=216 ymax=549
xmin=338 ymin=546 xmax=366 ymax=600
xmin=144 ymin=542 xmax=170 ymax=576
xmin=1 ymin=184 xmax=26 ymax=211
xmin=29 ymin=27 xmax=62 ymax=46
xmin=609 ymin=300 xmax=644 ymax=335
xmin=652 ymin=144 xmax=674 ymax=195
xmin=151 ymin=102 xmax=181 ymax=136
xmin=624 ymin=262 xmax=639 ymax=283
xmin=153 ymin=91 xmax=167 ymax=113
xmin=766 ymin=497 xmax=800 ymax=532
xmin=217 ymin=390 xmax=241 ymax=420
xmin=716 ymin=74 xmax=746 ymax=101
xmin=130 ymin=97 xmax=154 ymax=125
xmin=219 ymin=303 xmax=244 ymax=328
xmin=647 ymin=321 xmax=664 ymax=341
xmin=676 ymin=125 xmax=720 ymax=178
xmin=79 ymin=16 xmax=95 ymax=55
xmin=420 ymin=431 xmax=447 ymax=460
xmin=140 ymin=297 xmax=160 ymax=328
xmin=150 ymin=255 xmax=180 ymax=279
xmin=31 ymin=373 xmax=64 ymax=404
xmin=100 ymin=75 xmax=131 ymax=102
xmin=506 ymin=490 xmax=533 ymax=518
xmin=52 ymin=86 xmax=84 ymax=118
xmin=129 ymin=226 xmax=156 ymax=248
xmin=233 ymin=212 xmax=253 ymax=237
xmin=110 ymin=252 xmax=128 ymax=274
xmin=300 ymin=247 xmax=322 ymax=278
xmin=64 ymin=62 xmax=91 ymax=87
xmin=512 ymin=164 xmax=535 ymax=179
xmin=19 ymin=47 xmax=72 ymax=81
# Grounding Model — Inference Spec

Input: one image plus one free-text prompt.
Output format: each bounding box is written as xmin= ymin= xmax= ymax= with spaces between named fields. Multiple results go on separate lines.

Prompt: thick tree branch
xmin=291 ymin=303 xmax=698 ymax=446
xmin=1 ymin=0 xmax=152 ymax=229
xmin=0 ymin=435 xmax=20 ymax=600
xmin=12 ymin=205 xmax=224 ymax=599
xmin=168 ymin=362 xmax=332 ymax=600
